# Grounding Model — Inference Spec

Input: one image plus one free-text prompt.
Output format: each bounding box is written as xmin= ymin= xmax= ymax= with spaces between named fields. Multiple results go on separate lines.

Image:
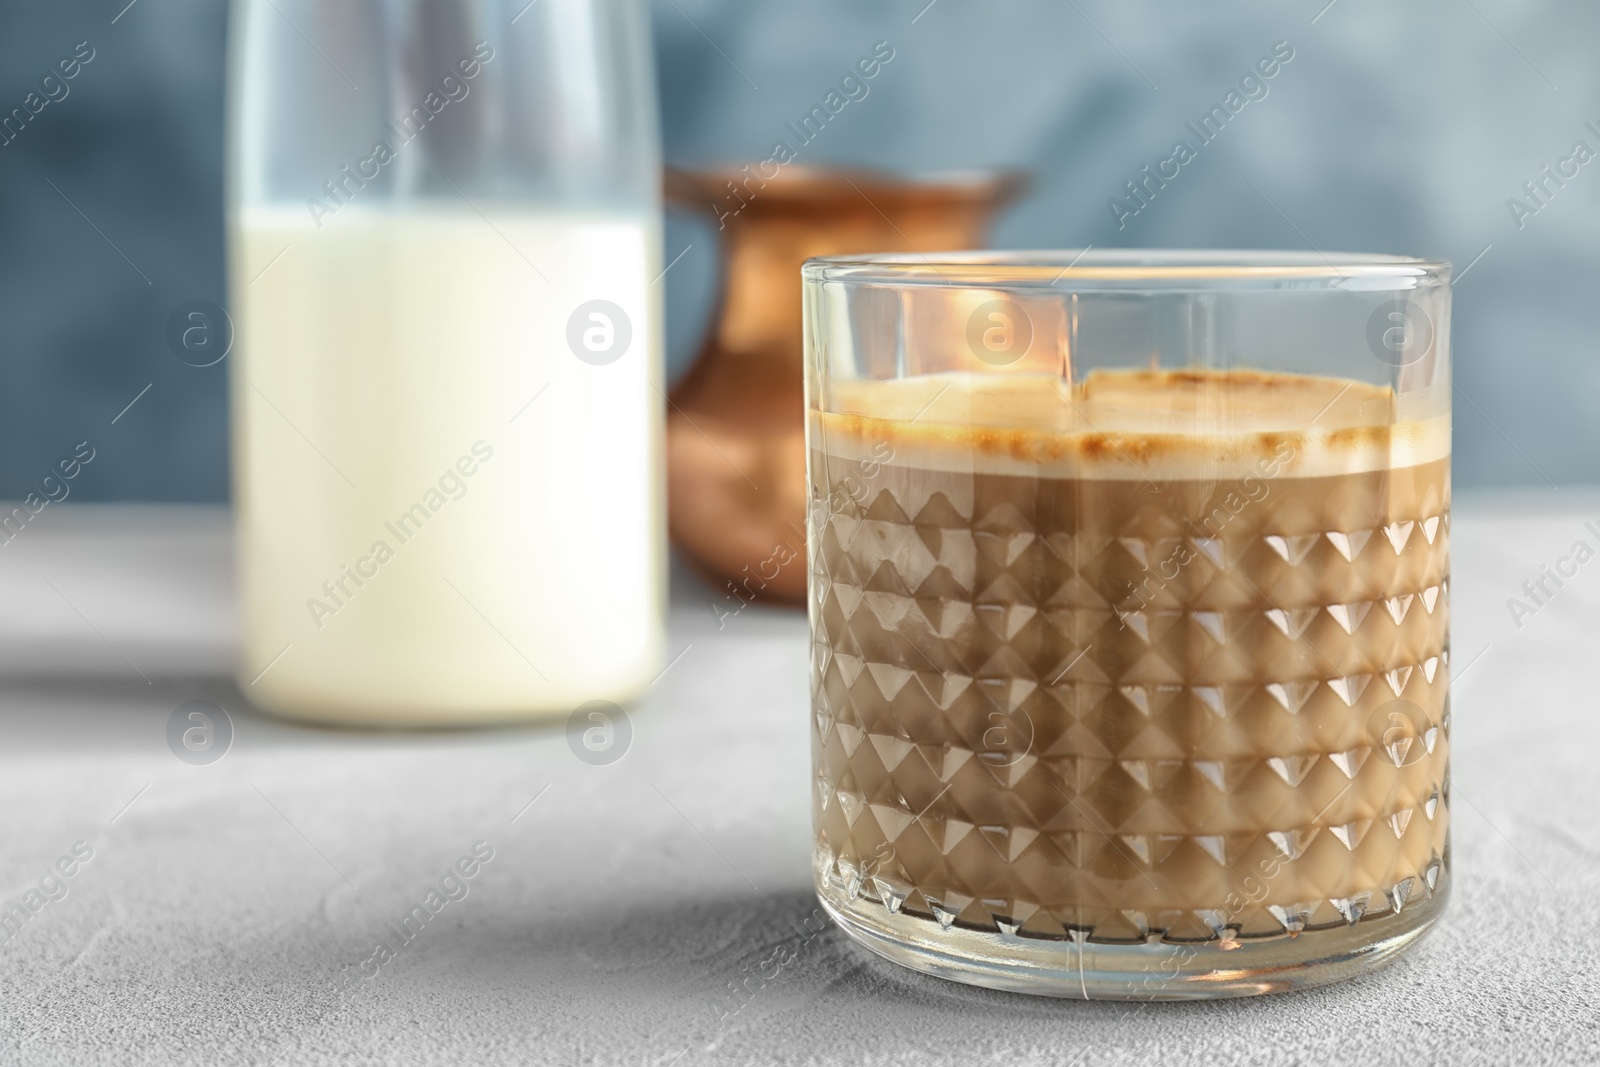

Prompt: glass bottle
xmin=227 ymin=0 xmax=663 ymax=725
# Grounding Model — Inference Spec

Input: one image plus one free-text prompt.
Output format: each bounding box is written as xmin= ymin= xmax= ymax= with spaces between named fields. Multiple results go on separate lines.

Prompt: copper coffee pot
xmin=664 ymin=166 xmax=1025 ymax=606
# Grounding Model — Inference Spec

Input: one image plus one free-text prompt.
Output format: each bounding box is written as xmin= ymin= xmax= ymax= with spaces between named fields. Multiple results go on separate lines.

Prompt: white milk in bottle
xmin=231 ymin=207 xmax=662 ymax=723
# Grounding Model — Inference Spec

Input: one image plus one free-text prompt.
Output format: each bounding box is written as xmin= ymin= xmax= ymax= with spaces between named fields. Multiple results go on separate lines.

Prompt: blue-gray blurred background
xmin=1 ymin=0 xmax=1592 ymax=500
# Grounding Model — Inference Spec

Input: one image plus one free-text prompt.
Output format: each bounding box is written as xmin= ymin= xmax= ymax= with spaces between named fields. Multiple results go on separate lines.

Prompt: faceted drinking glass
xmin=803 ymin=251 xmax=1451 ymax=998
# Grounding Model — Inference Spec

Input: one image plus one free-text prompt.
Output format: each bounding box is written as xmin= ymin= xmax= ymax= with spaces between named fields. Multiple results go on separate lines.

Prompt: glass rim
xmin=802 ymin=248 xmax=1452 ymax=288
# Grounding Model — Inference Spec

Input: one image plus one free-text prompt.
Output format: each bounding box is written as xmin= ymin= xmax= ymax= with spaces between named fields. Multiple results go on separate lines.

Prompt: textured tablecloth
xmin=0 ymin=498 xmax=1595 ymax=1066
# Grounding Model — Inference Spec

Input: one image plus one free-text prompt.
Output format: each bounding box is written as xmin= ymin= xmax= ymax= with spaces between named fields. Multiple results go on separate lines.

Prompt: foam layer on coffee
xmin=814 ymin=368 xmax=1449 ymax=480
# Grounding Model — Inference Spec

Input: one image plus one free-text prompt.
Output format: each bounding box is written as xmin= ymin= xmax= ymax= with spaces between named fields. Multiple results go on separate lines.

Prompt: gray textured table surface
xmin=0 ymin=499 xmax=1596 ymax=1066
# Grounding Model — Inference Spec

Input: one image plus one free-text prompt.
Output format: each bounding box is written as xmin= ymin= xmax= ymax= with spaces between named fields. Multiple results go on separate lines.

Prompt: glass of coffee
xmin=803 ymin=251 xmax=1451 ymax=999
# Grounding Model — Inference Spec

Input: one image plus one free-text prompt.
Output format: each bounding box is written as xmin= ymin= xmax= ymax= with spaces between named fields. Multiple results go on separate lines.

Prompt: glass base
xmin=818 ymin=873 xmax=1448 ymax=1001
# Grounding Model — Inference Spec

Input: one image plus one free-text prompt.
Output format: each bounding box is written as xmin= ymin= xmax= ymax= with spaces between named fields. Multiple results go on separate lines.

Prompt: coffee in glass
xmin=804 ymin=252 xmax=1451 ymax=998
